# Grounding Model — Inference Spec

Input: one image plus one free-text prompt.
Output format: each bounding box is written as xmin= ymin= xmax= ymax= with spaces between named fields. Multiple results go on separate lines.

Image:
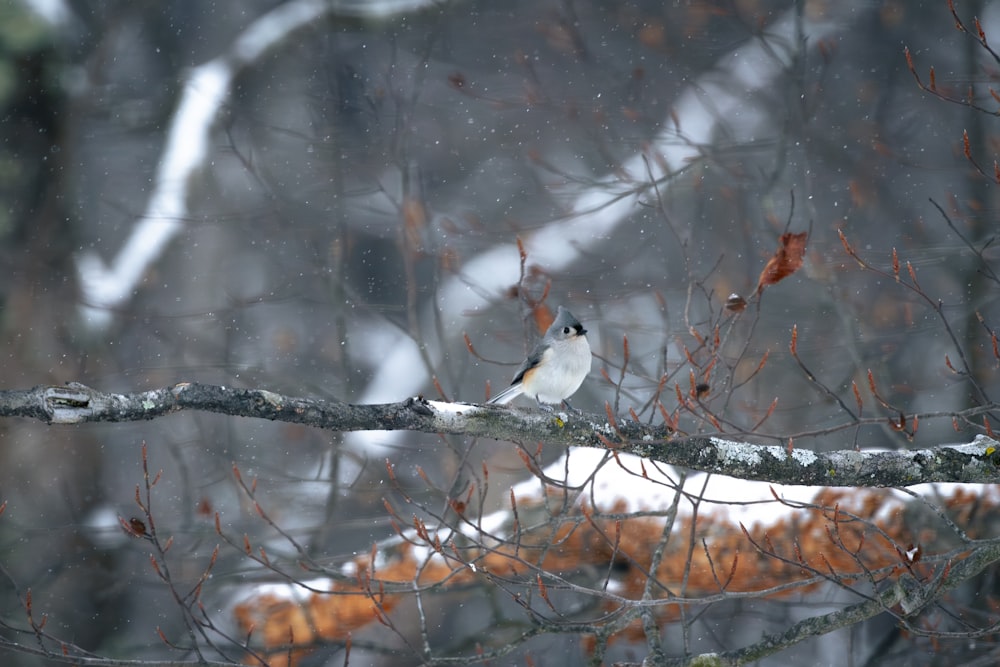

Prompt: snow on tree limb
xmin=2 ymin=382 xmax=998 ymax=487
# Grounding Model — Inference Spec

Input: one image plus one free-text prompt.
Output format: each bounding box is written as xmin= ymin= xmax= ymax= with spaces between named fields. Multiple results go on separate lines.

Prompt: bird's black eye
xmin=563 ymin=327 xmax=571 ymax=334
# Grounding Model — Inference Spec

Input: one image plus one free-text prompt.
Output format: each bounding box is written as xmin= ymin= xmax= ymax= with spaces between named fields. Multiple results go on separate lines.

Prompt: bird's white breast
xmin=526 ymin=335 xmax=592 ymax=404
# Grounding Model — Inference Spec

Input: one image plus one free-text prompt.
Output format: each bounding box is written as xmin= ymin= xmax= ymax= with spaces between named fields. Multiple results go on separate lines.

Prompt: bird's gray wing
xmin=510 ymin=342 xmax=547 ymax=384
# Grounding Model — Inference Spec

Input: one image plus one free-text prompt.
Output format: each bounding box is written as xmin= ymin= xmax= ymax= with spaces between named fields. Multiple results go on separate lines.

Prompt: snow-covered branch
xmin=3 ymin=383 xmax=998 ymax=487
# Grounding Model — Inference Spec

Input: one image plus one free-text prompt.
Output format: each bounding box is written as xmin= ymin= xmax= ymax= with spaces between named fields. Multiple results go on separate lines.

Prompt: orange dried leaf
xmin=533 ymin=305 xmax=555 ymax=333
xmin=516 ymin=446 xmax=532 ymax=469
xmin=416 ymin=465 xmax=431 ymax=485
xmin=754 ymin=350 xmax=770 ymax=375
xmin=756 ymin=232 xmax=808 ymax=293
xmin=837 ymin=229 xmax=865 ymax=268
xmin=537 ymin=575 xmax=555 ymax=611
xmin=906 ymin=261 xmax=919 ymax=287
xmin=463 ymin=332 xmax=476 ymax=355
xmin=682 ymin=344 xmax=697 ymax=365
xmin=727 ymin=551 xmax=739 ymax=586
xmin=120 ymin=516 xmax=147 ymax=538
xmin=889 ymin=413 xmax=907 ymax=431
xmin=604 ymin=402 xmax=618 ymax=430
xmin=413 ymin=516 xmax=428 ymax=541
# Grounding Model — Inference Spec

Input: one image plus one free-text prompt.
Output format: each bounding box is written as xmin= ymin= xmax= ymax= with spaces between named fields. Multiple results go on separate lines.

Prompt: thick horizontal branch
xmin=2 ymin=382 xmax=999 ymax=487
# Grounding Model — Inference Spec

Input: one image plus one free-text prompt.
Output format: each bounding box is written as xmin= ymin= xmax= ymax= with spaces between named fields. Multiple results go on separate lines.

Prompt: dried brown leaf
xmin=756 ymin=232 xmax=808 ymax=294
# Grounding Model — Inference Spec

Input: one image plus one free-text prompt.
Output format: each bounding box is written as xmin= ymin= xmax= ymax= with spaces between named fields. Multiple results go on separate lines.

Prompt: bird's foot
xmin=560 ymin=399 xmax=583 ymax=416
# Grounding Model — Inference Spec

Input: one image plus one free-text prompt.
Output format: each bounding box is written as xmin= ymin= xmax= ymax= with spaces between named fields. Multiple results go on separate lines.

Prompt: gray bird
xmin=488 ymin=306 xmax=591 ymax=411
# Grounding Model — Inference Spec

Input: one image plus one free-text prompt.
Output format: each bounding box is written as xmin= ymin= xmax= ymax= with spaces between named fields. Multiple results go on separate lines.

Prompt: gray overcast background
xmin=1 ymin=0 xmax=998 ymax=664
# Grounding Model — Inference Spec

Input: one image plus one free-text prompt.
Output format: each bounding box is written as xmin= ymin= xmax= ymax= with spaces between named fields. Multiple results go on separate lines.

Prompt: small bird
xmin=488 ymin=306 xmax=592 ymax=411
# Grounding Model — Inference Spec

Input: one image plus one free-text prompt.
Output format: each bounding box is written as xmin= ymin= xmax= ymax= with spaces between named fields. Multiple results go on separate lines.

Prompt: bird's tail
xmin=487 ymin=383 xmax=523 ymax=404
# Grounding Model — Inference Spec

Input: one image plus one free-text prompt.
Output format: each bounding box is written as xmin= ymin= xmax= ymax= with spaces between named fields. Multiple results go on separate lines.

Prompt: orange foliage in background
xmin=234 ymin=484 xmax=996 ymax=665
xmin=233 ymin=547 xmax=458 ymax=667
